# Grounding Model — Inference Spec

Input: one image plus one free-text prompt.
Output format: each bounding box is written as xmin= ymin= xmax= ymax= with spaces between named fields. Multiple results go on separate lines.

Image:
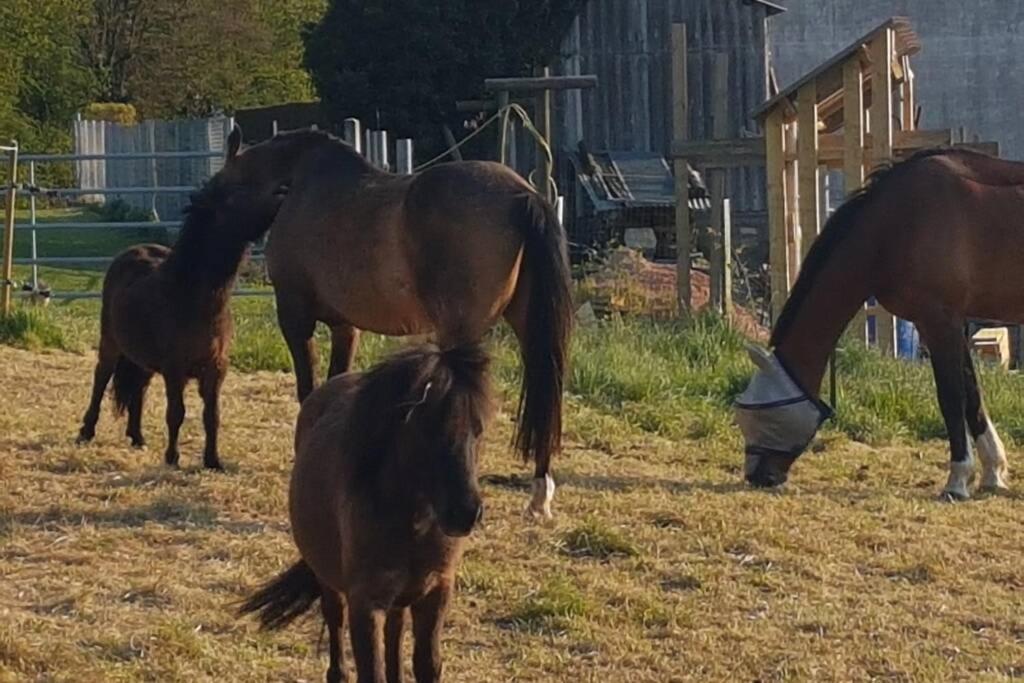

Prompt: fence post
xmin=29 ymin=161 xmax=37 ymax=291
xmin=1 ymin=141 xmax=19 ymax=315
xmin=343 ymin=118 xmax=362 ymax=154
xmin=396 ymin=139 xmax=414 ymax=174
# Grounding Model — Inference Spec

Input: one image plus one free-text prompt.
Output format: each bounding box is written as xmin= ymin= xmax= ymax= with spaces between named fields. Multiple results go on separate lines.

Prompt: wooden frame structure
xmin=673 ymin=18 xmax=999 ymax=354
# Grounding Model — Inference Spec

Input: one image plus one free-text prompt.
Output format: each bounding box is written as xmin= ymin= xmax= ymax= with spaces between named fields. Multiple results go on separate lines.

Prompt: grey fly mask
xmin=733 ymin=345 xmax=833 ymax=475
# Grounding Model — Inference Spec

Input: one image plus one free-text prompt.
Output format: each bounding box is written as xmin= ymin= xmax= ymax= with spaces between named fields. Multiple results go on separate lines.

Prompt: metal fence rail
xmin=0 ymin=117 xmax=415 ymax=311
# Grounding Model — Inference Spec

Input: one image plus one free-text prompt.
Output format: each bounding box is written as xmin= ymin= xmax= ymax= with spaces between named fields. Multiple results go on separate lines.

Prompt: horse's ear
xmin=745 ymin=343 xmax=775 ymax=372
xmin=226 ymin=125 xmax=243 ymax=160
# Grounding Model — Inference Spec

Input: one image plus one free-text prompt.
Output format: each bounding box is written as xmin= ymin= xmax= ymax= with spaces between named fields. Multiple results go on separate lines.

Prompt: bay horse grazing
xmin=735 ymin=148 xmax=1020 ymax=501
xmin=238 ymin=343 xmax=493 ymax=683
xmin=214 ymin=126 xmax=572 ymax=518
xmin=76 ymin=167 xmax=271 ymax=469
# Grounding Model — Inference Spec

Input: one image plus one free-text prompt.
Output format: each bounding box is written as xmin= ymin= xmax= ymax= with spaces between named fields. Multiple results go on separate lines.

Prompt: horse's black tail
xmin=513 ymin=192 xmax=574 ymax=471
xmin=112 ymin=356 xmax=151 ymax=417
xmin=237 ymin=559 xmax=321 ymax=631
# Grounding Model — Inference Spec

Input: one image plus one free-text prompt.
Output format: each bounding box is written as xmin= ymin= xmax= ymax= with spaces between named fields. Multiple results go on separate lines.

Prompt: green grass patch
xmin=0 ymin=309 xmax=69 ymax=351
xmin=560 ymin=519 xmax=639 ymax=560
xmin=505 ymin=577 xmax=591 ymax=633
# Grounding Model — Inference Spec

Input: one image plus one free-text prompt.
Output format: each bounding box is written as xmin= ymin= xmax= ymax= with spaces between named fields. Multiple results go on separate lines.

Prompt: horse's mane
xmin=162 ymin=180 xmax=248 ymax=284
xmin=344 ymin=343 xmax=493 ymax=483
xmin=770 ymin=147 xmax=958 ymax=347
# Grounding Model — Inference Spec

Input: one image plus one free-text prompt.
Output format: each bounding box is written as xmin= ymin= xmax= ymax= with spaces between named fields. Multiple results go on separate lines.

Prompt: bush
xmin=82 ymin=103 xmax=138 ymax=126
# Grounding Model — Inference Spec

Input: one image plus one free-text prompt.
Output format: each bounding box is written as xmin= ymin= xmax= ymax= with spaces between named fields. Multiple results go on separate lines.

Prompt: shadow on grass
xmin=0 ymin=498 xmax=218 ymax=532
xmin=481 ymin=470 xmax=748 ymax=496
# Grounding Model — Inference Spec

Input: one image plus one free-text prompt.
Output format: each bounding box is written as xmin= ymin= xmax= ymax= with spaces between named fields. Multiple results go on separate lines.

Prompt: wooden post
xmin=343 ymin=118 xmax=362 ymax=154
xmin=1 ymin=142 xmax=18 ymax=315
xmin=901 ymin=55 xmax=915 ymax=132
xmin=671 ymin=23 xmax=691 ymax=314
xmin=709 ymin=52 xmax=729 ymax=314
xmin=722 ymin=197 xmax=733 ymax=317
xmin=843 ymin=58 xmax=868 ymax=344
xmin=797 ymin=83 xmax=820 ymax=261
xmin=537 ymin=66 xmax=554 ymax=202
xmin=871 ymin=29 xmax=896 ymax=357
xmin=765 ymin=108 xmax=788 ymax=324
xmin=784 ymin=122 xmax=800 ymax=287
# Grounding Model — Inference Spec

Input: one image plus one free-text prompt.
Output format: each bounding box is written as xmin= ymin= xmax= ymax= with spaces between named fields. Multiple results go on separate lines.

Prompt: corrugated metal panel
xmin=556 ymin=0 xmax=773 ymax=216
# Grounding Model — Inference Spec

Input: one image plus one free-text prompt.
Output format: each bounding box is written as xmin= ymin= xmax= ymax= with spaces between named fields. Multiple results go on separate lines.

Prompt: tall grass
xmin=10 ymin=298 xmax=1024 ymax=449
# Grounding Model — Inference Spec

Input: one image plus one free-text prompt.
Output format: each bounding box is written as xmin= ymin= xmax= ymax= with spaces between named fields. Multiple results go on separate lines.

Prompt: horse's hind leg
xmin=125 ymin=369 xmax=153 ymax=448
xmin=963 ymin=346 xmax=1009 ymax=491
xmin=504 ymin=294 xmax=556 ymax=521
xmin=410 ymin=583 xmax=451 ymax=683
xmin=328 ymin=324 xmax=360 ymax=379
xmin=321 ymin=588 xmax=347 ymax=683
xmin=919 ymin=318 xmax=974 ymax=500
xmin=199 ymin=364 xmax=226 ymax=470
xmin=77 ymin=342 xmax=118 ymax=444
xmin=385 ymin=608 xmax=406 ymax=683
xmin=276 ymin=290 xmax=318 ymax=401
xmin=163 ymin=373 xmax=186 ymax=467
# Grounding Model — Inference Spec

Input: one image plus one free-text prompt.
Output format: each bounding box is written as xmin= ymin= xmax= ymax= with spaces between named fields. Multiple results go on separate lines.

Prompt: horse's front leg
xmin=163 ymin=372 xmax=186 ymax=467
xmin=349 ymin=599 xmax=387 ymax=683
xmin=385 ymin=607 xmax=407 ymax=683
xmin=410 ymin=583 xmax=451 ymax=683
xmin=963 ymin=346 xmax=1009 ymax=491
xmin=276 ymin=290 xmax=318 ymax=402
xmin=199 ymin=363 xmax=226 ymax=470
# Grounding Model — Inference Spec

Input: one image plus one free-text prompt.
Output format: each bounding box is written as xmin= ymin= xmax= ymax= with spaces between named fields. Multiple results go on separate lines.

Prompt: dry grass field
xmin=2 ymin=333 xmax=1024 ymax=681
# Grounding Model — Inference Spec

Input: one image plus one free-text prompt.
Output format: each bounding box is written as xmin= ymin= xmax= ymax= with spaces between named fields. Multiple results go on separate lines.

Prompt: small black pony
xmin=239 ymin=342 xmax=493 ymax=683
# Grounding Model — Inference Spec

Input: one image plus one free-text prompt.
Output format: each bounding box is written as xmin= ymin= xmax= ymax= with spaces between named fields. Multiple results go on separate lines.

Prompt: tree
xmin=303 ymin=0 xmax=586 ymax=156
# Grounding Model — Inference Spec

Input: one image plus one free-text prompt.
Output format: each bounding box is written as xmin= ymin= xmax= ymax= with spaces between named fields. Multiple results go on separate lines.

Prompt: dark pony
xmin=239 ymin=342 xmax=493 ymax=682
xmin=76 ymin=169 xmax=271 ymax=469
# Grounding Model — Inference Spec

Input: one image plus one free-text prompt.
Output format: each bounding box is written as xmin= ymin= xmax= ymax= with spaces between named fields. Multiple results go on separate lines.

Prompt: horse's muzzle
xmin=745 ymin=450 xmax=798 ymax=489
xmin=440 ymin=502 xmax=483 ymax=538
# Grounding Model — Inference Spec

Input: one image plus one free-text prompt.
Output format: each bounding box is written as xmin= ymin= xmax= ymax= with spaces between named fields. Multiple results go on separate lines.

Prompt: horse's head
xmin=204 ymin=125 xmax=293 ymax=241
xmin=351 ymin=344 xmax=494 ymax=537
xmin=733 ymin=344 xmax=833 ymax=489
xmin=398 ymin=346 xmax=494 ymax=537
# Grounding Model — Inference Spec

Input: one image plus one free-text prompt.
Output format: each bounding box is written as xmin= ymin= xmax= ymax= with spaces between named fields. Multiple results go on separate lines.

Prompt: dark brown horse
xmin=211 ymin=126 xmax=572 ymax=517
xmin=735 ymin=148 xmax=1020 ymax=500
xmin=238 ymin=343 xmax=493 ymax=683
xmin=76 ymin=169 xmax=270 ymax=469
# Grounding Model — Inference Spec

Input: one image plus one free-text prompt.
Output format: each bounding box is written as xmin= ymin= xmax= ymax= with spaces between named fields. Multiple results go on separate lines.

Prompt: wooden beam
xmin=671 ymin=138 xmax=765 ymax=166
xmin=484 ymin=75 xmax=598 ymax=93
xmin=709 ymin=52 xmax=730 ymax=314
xmin=797 ymin=82 xmax=820 ymax=262
xmin=843 ymin=57 xmax=867 ymax=344
xmin=671 ymin=23 xmax=691 ymax=314
xmin=765 ymin=108 xmax=788 ymax=325
xmin=784 ymin=122 xmax=800 ymax=287
xmin=901 ymin=55 xmax=915 ymax=131
xmin=871 ymin=28 xmax=897 ymax=357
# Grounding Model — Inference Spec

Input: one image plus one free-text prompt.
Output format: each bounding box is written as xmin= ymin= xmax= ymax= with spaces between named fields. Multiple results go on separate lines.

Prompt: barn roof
xmin=754 ymin=17 xmax=921 ymax=122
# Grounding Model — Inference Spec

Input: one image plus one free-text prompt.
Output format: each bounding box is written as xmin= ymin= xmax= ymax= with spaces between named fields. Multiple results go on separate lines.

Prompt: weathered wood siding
xmin=556 ymin=0 xmax=774 ymax=214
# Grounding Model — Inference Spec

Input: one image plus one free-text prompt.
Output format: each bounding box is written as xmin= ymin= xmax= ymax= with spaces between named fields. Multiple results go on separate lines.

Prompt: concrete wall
xmin=769 ymin=1 xmax=1024 ymax=160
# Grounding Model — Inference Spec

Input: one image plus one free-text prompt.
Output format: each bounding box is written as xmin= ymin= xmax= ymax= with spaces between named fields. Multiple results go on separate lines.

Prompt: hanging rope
xmin=413 ymin=103 xmax=559 ymax=199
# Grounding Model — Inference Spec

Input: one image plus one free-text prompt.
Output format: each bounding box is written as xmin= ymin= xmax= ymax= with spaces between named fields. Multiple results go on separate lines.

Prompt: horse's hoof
xmin=75 ymin=433 xmax=93 ymax=445
xmin=939 ymin=489 xmax=970 ymax=503
xmin=130 ymin=438 xmax=146 ymax=450
xmin=204 ymin=459 xmax=225 ymax=472
xmin=164 ymin=451 xmax=180 ymax=468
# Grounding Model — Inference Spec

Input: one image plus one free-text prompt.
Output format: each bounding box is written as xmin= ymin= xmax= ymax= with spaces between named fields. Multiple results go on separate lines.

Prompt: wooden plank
xmin=797 ymin=82 xmax=820 ymax=262
xmin=901 ymin=55 xmax=915 ymax=131
xmin=784 ymin=122 xmax=800 ymax=287
xmin=484 ymin=75 xmax=598 ymax=92
xmin=710 ymin=51 xmax=729 ymax=313
xmin=722 ymin=197 xmax=733 ymax=318
xmin=871 ymin=28 xmax=897 ymax=357
xmin=765 ymin=108 xmax=788 ymax=325
xmin=671 ymin=23 xmax=691 ymax=314
xmin=843 ymin=57 xmax=868 ymax=344
xmin=671 ymin=138 xmax=765 ymax=166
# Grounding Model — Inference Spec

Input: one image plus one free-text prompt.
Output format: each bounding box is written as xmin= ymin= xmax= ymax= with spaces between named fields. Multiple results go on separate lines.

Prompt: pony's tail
xmin=513 ymin=192 xmax=574 ymax=469
xmin=112 ymin=356 xmax=151 ymax=417
xmin=237 ymin=559 xmax=321 ymax=631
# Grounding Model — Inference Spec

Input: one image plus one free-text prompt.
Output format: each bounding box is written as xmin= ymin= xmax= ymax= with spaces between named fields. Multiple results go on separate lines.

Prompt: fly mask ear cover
xmin=733 ymin=345 xmax=834 ymax=475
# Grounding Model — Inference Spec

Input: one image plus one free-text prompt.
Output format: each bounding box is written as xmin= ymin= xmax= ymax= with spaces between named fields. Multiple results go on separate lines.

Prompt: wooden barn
xmin=552 ymin=0 xmax=786 ymax=252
